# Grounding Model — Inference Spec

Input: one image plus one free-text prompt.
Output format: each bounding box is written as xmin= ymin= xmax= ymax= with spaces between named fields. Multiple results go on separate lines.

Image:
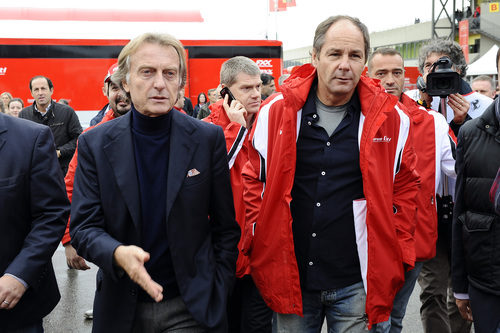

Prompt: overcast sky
xmin=1 ymin=0 xmax=451 ymax=50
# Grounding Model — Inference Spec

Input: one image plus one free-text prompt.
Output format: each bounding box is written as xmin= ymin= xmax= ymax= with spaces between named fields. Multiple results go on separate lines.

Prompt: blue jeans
xmin=275 ymin=281 xmax=367 ymax=333
xmin=370 ymin=262 xmax=423 ymax=333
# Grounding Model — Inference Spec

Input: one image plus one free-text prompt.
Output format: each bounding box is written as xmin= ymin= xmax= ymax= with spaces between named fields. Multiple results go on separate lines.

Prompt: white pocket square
xmin=187 ymin=168 xmax=200 ymax=177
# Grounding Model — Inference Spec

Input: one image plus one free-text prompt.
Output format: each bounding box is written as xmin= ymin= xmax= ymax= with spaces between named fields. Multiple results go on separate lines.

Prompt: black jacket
xmin=452 ymin=97 xmax=500 ymax=296
xmin=19 ymin=101 xmax=82 ymax=175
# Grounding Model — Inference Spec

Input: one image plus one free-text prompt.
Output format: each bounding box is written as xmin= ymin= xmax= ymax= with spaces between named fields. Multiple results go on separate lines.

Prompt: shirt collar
xmin=34 ymin=100 xmax=52 ymax=115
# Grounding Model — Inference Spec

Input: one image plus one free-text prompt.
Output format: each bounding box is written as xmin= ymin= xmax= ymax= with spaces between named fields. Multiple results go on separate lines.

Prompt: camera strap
xmin=440 ymin=97 xmax=450 ymax=196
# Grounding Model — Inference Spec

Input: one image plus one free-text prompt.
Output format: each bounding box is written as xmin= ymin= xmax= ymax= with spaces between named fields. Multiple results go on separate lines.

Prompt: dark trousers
xmin=418 ymin=235 xmax=471 ymax=333
xmin=227 ymin=275 xmax=272 ymax=333
xmin=469 ymin=284 xmax=500 ymax=333
xmin=132 ymin=296 xmax=205 ymax=333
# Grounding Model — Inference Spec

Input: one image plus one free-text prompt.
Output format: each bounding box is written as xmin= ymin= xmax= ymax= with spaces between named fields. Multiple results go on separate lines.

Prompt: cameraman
xmin=407 ymin=39 xmax=493 ymax=137
xmin=409 ymin=39 xmax=494 ymax=333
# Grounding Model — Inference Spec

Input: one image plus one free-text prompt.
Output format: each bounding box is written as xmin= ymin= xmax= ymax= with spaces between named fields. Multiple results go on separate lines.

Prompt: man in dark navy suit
xmin=70 ymin=32 xmax=240 ymax=332
xmin=0 ymin=113 xmax=69 ymax=331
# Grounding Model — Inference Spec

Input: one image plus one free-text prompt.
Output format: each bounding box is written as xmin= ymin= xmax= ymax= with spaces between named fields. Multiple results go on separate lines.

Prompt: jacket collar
xmin=102 ymin=109 xmax=199 ymax=235
xmin=281 ymin=64 xmax=397 ymax=118
xmin=476 ymin=100 xmax=500 ymax=140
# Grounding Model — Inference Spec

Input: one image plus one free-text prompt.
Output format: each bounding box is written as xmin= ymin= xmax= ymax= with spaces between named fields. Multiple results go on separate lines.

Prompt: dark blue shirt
xmin=291 ymin=87 xmax=364 ymax=291
xmin=131 ymin=106 xmax=179 ymax=301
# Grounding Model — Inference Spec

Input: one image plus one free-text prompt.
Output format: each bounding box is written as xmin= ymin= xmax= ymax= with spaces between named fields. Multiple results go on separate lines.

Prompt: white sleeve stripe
xmin=227 ymin=126 xmax=247 ymax=169
xmin=252 ymin=94 xmax=283 ymax=181
xmin=393 ymin=104 xmax=411 ymax=180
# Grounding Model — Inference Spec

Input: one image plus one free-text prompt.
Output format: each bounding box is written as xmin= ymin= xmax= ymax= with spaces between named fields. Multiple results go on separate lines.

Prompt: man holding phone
xmin=203 ymin=56 xmax=272 ymax=333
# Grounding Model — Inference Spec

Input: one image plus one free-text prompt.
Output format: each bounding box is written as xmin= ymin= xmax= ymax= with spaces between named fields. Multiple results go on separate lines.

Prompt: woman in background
xmin=8 ymin=98 xmax=24 ymax=117
xmin=1 ymin=92 xmax=13 ymax=110
xmin=193 ymin=92 xmax=207 ymax=119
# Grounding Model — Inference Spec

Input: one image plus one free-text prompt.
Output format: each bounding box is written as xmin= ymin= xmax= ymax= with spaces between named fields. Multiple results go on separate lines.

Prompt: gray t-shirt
xmin=315 ymin=96 xmax=347 ymax=137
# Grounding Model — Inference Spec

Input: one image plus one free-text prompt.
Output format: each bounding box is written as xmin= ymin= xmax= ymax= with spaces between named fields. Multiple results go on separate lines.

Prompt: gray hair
xmin=112 ymin=33 xmax=187 ymax=89
xmin=367 ymin=47 xmax=403 ymax=72
xmin=220 ymin=56 xmax=261 ymax=87
xmin=472 ymin=75 xmax=495 ymax=89
xmin=313 ymin=15 xmax=370 ymax=63
xmin=418 ymin=39 xmax=468 ymax=77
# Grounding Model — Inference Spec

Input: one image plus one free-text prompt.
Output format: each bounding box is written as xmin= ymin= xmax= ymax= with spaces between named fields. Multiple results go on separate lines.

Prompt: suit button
xmin=130 ymin=289 xmax=137 ymax=296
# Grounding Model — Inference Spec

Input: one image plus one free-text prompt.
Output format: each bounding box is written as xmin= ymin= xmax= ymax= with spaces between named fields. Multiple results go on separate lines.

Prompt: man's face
xmin=497 ymin=57 xmax=500 ymax=95
xmin=312 ymin=20 xmax=366 ymax=106
xmin=422 ymin=52 xmax=456 ymax=77
xmin=30 ymin=78 xmax=53 ymax=108
xmin=123 ymin=42 xmax=181 ymax=117
xmin=471 ymin=80 xmax=495 ymax=98
xmin=368 ymin=53 xmax=405 ymax=98
xmin=106 ymin=81 xmax=131 ymax=117
xmin=261 ymin=80 xmax=276 ymax=97
xmin=208 ymin=90 xmax=217 ymax=104
xmin=228 ymin=72 xmax=262 ymax=115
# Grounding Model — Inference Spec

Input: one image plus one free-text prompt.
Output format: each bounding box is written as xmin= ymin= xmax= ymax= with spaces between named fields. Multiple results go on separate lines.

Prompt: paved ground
xmin=44 ymin=245 xmax=425 ymax=332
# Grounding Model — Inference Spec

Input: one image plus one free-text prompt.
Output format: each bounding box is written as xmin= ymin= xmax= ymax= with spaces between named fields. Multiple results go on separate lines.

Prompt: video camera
xmin=417 ymin=56 xmax=461 ymax=97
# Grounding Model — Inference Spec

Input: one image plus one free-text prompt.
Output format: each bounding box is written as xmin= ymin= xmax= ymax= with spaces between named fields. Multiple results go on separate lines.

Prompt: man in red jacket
xmin=61 ymin=63 xmax=131 ymax=319
xmin=203 ymin=56 xmax=272 ymax=333
xmin=367 ymin=48 xmax=456 ymax=333
xmin=241 ymin=16 xmax=419 ymax=332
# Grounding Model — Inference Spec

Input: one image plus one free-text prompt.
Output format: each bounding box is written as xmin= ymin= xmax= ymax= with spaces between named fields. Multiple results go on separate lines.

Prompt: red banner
xmin=277 ymin=0 xmax=287 ymax=11
xmin=287 ymin=0 xmax=297 ymax=7
xmin=459 ymin=19 xmax=469 ymax=63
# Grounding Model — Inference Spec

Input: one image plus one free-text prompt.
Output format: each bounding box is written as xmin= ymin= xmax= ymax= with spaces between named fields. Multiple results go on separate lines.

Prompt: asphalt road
xmin=43 ymin=246 xmax=425 ymax=333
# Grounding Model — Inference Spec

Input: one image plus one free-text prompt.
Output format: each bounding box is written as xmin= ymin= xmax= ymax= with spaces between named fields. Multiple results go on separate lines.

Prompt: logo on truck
xmin=256 ymin=59 xmax=273 ymax=68
xmin=0 ymin=67 xmax=7 ymax=75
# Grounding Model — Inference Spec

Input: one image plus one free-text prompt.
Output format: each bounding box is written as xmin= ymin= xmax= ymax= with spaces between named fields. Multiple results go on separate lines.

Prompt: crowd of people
xmin=1 ymin=13 xmax=499 ymax=333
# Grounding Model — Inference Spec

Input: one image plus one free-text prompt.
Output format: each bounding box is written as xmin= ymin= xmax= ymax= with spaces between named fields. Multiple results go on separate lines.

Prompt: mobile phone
xmin=220 ymin=87 xmax=236 ymax=106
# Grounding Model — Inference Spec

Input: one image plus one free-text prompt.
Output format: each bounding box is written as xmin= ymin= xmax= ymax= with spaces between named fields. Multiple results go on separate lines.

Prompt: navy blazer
xmin=70 ymin=109 xmax=240 ymax=332
xmin=0 ymin=113 xmax=69 ymax=329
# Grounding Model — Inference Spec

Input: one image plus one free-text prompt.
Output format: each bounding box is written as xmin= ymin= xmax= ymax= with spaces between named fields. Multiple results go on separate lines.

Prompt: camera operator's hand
xmin=447 ymin=93 xmax=469 ymax=125
xmin=223 ymin=94 xmax=247 ymax=128
xmin=419 ymin=90 xmax=433 ymax=108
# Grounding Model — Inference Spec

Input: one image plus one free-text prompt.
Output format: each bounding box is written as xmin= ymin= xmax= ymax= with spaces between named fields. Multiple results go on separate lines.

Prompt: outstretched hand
xmin=113 ymin=245 xmax=163 ymax=302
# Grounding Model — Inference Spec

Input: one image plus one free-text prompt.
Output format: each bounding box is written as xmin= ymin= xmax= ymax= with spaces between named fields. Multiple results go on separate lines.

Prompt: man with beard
xmin=61 ymin=63 xmax=131 ymax=319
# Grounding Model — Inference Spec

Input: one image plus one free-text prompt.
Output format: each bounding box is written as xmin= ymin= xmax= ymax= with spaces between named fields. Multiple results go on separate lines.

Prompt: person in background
xmin=242 ymin=15 xmax=419 ymax=332
xmin=411 ymin=39 xmax=493 ymax=333
xmin=367 ymin=47 xmax=457 ymax=333
xmin=193 ymin=92 xmax=208 ymax=118
xmin=7 ymin=98 xmax=24 ymax=117
xmin=58 ymin=99 xmax=70 ymax=106
xmin=61 ymin=63 xmax=131 ymax=320
xmin=90 ymin=63 xmax=120 ymax=126
xmin=19 ymin=76 xmax=82 ymax=176
xmin=260 ymin=73 xmax=276 ymax=101
xmin=173 ymin=90 xmax=187 ymax=114
xmin=0 ymin=112 xmax=69 ymax=331
xmin=204 ymin=56 xmax=272 ymax=333
xmin=197 ymin=87 xmax=218 ymax=120
xmin=471 ymin=75 xmax=496 ymax=99
xmin=182 ymin=93 xmax=194 ymax=116
xmin=1 ymin=92 xmax=13 ymax=110
xmin=207 ymin=87 xmax=219 ymax=105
